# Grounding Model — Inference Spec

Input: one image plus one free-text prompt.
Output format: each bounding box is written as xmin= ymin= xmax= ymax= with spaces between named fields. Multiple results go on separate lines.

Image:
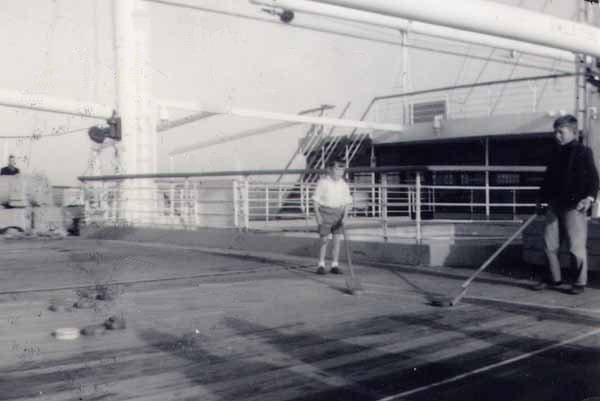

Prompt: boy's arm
xmin=577 ymin=147 xmax=599 ymax=212
xmin=343 ymin=182 xmax=352 ymax=220
xmin=314 ymin=202 xmax=322 ymax=224
xmin=313 ymin=180 xmax=324 ymax=224
xmin=585 ymin=147 xmax=599 ymax=199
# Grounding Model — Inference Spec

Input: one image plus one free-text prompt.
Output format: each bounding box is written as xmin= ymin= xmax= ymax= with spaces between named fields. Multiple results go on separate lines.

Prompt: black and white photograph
xmin=1 ymin=1 xmax=600 ymax=400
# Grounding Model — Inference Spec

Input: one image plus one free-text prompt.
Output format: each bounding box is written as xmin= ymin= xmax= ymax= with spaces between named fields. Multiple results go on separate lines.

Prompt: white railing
xmin=79 ymin=166 xmax=544 ymax=243
xmin=363 ymin=73 xmax=575 ymax=125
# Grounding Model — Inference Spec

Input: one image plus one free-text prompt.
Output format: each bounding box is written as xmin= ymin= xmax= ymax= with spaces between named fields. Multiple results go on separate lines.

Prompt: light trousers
xmin=543 ymin=207 xmax=588 ymax=286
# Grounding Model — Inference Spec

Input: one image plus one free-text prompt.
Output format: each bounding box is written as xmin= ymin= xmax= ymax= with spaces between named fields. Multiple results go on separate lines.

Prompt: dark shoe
xmin=316 ymin=266 xmax=327 ymax=275
xmin=567 ymin=285 xmax=585 ymax=295
xmin=330 ymin=266 xmax=343 ymax=275
xmin=531 ymin=280 xmax=562 ymax=291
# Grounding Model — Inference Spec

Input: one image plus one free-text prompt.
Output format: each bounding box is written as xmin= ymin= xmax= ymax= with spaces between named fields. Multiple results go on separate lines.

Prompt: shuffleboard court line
xmin=375 ymin=326 xmax=600 ymax=401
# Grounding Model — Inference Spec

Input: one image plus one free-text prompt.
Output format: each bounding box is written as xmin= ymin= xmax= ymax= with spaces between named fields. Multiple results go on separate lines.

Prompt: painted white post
xmin=485 ymin=138 xmax=490 ymax=219
xmin=233 ymin=180 xmax=240 ymax=228
xmin=184 ymin=178 xmax=190 ymax=227
xmin=114 ymin=0 xmax=138 ymax=224
xmin=169 ymin=183 xmax=175 ymax=224
xmin=243 ymin=179 xmax=250 ymax=230
xmin=415 ymin=171 xmax=422 ymax=244
xmin=371 ymin=172 xmax=375 ymax=217
xmin=265 ymin=184 xmax=270 ymax=223
xmin=300 ymin=181 xmax=305 ymax=213
xmin=193 ymin=182 xmax=199 ymax=228
xmin=381 ymin=174 xmax=388 ymax=219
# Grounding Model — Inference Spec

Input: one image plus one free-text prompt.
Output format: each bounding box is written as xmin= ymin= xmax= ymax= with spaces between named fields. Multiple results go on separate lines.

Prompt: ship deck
xmin=1 ymin=237 xmax=600 ymax=401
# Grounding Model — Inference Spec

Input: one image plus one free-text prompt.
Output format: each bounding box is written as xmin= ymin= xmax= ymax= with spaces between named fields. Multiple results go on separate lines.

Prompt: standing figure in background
xmin=313 ymin=160 xmax=353 ymax=275
xmin=532 ymin=114 xmax=599 ymax=295
xmin=1 ymin=155 xmax=20 ymax=176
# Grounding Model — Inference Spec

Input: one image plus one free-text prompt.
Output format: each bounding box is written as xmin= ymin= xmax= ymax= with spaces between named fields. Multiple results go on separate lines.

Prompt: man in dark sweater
xmin=0 ymin=155 xmax=19 ymax=175
xmin=533 ymin=114 xmax=599 ymax=295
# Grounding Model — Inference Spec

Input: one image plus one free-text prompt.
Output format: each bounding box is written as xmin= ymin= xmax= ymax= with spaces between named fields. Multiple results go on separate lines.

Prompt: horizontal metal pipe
xmin=0 ymin=88 xmax=113 ymax=120
xmin=252 ymin=0 xmax=574 ymax=61
xmin=157 ymin=100 xmax=404 ymax=132
xmin=310 ymin=0 xmax=600 ymax=57
xmin=373 ymin=72 xmax=577 ymax=102
xmin=78 ymin=165 xmax=546 ymax=181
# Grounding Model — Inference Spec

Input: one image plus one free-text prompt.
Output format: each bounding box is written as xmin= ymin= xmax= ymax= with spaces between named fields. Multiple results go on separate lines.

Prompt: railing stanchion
xmin=243 ymin=178 xmax=250 ymax=230
xmin=305 ymin=183 xmax=310 ymax=221
xmin=265 ymin=183 xmax=270 ymax=223
xmin=416 ymin=172 xmax=422 ymax=244
xmin=513 ymin=188 xmax=517 ymax=220
xmin=193 ymin=181 xmax=199 ymax=227
xmin=300 ymin=181 xmax=305 ymax=213
xmin=170 ymin=181 xmax=175 ymax=224
xmin=184 ymin=178 xmax=190 ymax=228
xmin=371 ymin=172 xmax=376 ymax=217
xmin=233 ymin=180 xmax=239 ymax=228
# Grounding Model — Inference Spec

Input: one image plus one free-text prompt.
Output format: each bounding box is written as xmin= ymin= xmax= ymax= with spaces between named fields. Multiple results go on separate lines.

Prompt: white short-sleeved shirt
xmin=312 ymin=176 xmax=353 ymax=208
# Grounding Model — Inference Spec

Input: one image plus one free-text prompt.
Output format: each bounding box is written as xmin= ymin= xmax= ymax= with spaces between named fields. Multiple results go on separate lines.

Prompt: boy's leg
xmin=330 ymin=211 xmax=345 ymax=274
xmin=331 ymin=234 xmax=342 ymax=266
xmin=533 ymin=208 xmax=562 ymax=290
xmin=318 ymin=236 xmax=329 ymax=268
xmin=543 ymin=208 xmax=562 ymax=283
xmin=564 ymin=208 xmax=588 ymax=288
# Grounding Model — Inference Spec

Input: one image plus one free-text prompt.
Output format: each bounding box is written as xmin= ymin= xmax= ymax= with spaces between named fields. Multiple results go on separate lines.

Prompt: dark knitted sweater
xmin=0 ymin=166 xmax=19 ymax=176
xmin=540 ymin=140 xmax=599 ymax=210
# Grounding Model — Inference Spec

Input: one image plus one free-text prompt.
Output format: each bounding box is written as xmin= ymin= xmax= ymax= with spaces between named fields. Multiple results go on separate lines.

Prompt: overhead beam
xmin=308 ymin=0 xmax=600 ymax=57
xmin=157 ymin=100 xmax=404 ymax=132
xmin=170 ymin=121 xmax=300 ymax=156
xmin=251 ymin=0 xmax=573 ymax=62
xmin=0 ymin=88 xmax=113 ymax=120
xmin=168 ymin=105 xmax=335 ymax=155
xmin=157 ymin=111 xmax=219 ymax=132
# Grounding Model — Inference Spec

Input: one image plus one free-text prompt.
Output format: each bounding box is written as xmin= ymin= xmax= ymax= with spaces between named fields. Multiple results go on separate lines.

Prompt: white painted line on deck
xmin=376 ymin=326 xmax=600 ymax=401
xmin=466 ymin=295 xmax=600 ymax=315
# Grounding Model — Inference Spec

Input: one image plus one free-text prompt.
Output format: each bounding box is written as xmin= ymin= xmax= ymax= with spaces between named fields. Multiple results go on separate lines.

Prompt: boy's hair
xmin=326 ymin=160 xmax=345 ymax=169
xmin=553 ymin=114 xmax=577 ymax=132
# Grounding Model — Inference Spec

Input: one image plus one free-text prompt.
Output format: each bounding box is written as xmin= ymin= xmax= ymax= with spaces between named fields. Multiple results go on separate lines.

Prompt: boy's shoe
xmin=330 ymin=266 xmax=343 ymax=275
xmin=530 ymin=280 xmax=563 ymax=291
xmin=316 ymin=266 xmax=327 ymax=275
xmin=566 ymin=284 xmax=585 ymax=295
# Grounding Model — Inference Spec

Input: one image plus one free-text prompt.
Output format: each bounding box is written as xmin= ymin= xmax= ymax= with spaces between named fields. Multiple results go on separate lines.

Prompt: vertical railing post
xmin=305 ymin=183 xmax=311 ymax=221
xmin=265 ymin=183 xmax=270 ymax=223
xmin=300 ymin=181 xmax=305 ymax=213
xmin=415 ymin=171 xmax=422 ymax=244
xmin=371 ymin=172 xmax=376 ymax=217
xmin=345 ymin=145 xmax=350 ymax=168
xmin=381 ymin=174 xmax=388 ymax=219
xmin=170 ymin=181 xmax=175 ymax=225
xmin=233 ymin=180 xmax=239 ymax=228
xmin=470 ymin=189 xmax=474 ymax=218
xmin=184 ymin=178 xmax=190 ymax=228
xmin=278 ymin=185 xmax=283 ymax=209
xmin=485 ymin=138 xmax=490 ymax=220
xmin=512 ymin=188 xmax=517 ymax=220
xmin=243 ymin=178 xmax=250 ymax=230
xmin=193 ymin=181 xmax=199 ymax=228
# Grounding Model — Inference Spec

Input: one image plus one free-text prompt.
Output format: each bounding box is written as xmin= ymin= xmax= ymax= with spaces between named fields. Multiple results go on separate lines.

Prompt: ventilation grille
xmin=411 ymin=100 xmax=446 ymax=124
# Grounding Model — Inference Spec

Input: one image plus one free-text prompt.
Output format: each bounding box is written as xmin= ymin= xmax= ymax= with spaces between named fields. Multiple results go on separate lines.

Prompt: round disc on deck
xmin=53 ymin=327 xmax=80 ymax=340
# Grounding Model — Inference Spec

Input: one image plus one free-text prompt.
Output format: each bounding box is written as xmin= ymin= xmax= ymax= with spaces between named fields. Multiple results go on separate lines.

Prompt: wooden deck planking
xmin=1 ymin=238 xmax=599 ymax=400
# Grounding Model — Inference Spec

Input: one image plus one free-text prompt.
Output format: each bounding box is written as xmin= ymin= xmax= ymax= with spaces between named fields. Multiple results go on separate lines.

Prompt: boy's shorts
xmin=318 ymin=206 xmax=345 ymax=237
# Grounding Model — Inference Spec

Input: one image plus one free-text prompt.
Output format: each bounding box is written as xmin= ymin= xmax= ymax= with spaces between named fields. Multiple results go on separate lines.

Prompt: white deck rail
xmin=79 ymin=166 xmax=545 ymax=243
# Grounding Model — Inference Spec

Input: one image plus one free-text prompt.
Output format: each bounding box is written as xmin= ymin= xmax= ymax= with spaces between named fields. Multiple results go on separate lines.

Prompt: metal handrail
xmin=78 ymin=165 xmax=545 ymax=182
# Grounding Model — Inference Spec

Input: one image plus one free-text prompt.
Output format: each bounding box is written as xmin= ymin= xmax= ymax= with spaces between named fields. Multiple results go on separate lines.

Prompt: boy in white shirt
xmin=312 ymin=160 xmax=353 ymax=274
